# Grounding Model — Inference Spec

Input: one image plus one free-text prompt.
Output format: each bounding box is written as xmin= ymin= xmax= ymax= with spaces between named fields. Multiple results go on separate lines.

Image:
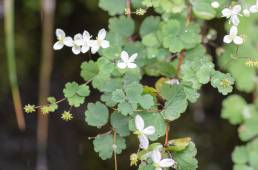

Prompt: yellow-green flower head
xmin=24 ymin=104 xmax=36 ymax=113
xmin=61 ymin=111 xmax=73 ymax=121
xmin=40 ymin=106 xmax=51 ymax=115
xmin=130 ymin=153 xmax=138 ymax=166
xmin=136 ymin=8 xmax=146 ymax=16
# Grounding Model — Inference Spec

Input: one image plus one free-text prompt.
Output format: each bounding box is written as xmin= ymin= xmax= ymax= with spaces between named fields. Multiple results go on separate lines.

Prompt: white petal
xmin=117 ymin=62 xmax=127 ymax=69
xmin=56 ymin=29 xmax=65 ymax=39
xmin=74 ymin=33 xmax=83 ymax=46
xmin=143 ymin=126 xmax=155 ymax=135
xmin=155 ymin=168 xmax=162 ymax=170
xmin=159 ymin=158 xmax=175 ymax=168
xmin=101 ymin=40 xmax=110 ymax=48
xmin=121 ymin=51 xmax=129 ymax=62
xmin=98 ymin=28 xmax=106 ymax=40
xmin=83 ymin=30 xmax=91 ymax=39
xmin=231 ymin=15 xmax=240 ymax=26
xmin=139 ymin=135 xmax=149 ymax=149
xmin=64 ymin=37 xmax=73 ymax=47
xmin=151 ymin=149 xmax=161 ymax=163
xmin=230 ymin=26 xmax=238 ymax=35
xmin=53 ymin=41 xmax=64 ymax=50
xmin=81 ymin=44 xmax=90 ymax=53
xmin=72 ymin=46 xmax=81 ymax=55
xmin=222 ymin=8 xmax=231 ymax=17
xmin=135 ymin=115 xmax=144 ymax=131
xmin=249 ymin=5 xmax=258 ymax=13
xmin=233 ymin=36 xmax=243 ymax=45
xmin=256 ymin=0 xmax=258 ymax=6
xmin=211 ymin=1 xmax=220 ymax=9
xmin=129 ymin=53 xmax=138 ymax=62
xmin=223 ymin=35 xmax=233 ymax=44
xmin=90 ymin=41 xmax=100 ymax=54
xmin=232 ymin=5 xmax=241 ymax=14
xmin=127 ymin=63 xmax=137 ymax=69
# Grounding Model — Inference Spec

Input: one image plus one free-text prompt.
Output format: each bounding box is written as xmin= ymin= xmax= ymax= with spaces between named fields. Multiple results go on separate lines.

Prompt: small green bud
xmin=61 ymin=111 xmax=73 ymax=121
xmin=24 ymin=104 xmax=36 ymax=113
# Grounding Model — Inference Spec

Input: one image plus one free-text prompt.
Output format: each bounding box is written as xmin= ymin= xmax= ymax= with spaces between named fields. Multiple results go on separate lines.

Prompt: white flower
xmin=243 ymin=9 xmax=251 ymax=17
xmin=53 ymin=29 xmax=73 ymax=50
xmin=250 ymin=0 xmax=258 ymax=13
xmin=151 ymin=149 xmax=175 ymax=170
xmin=223 ymin=26 xmax=243 ymax=45
xmin=81 ymin=30 xmax=92 ymax=53
xmin=211 ymin=1 xmax=220 ymax=9
xmin=90 ymin=28 xmax=110 ymax=54
xmin=222 ymin=5 xmax=242 ymax=25
xmin=134 ymin=115 xmax=155 ymax=149
xmin=117 ymin=51 xmax=138 ymax=69
xmin=70 ymin=33 xmax=83 ymax=55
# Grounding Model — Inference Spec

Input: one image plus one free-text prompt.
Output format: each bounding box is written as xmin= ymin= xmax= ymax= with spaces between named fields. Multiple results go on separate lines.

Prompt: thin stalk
xmin=36 ymin=0 xmax=55 ymax=169
xmin=4 ymin=0 xmax=25 ymax=131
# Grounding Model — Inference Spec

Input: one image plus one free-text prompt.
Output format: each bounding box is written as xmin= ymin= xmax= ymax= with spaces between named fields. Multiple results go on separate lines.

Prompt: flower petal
xmin=151 ymin=149 xmax=161 ymax=163
xmin=117 ymin=62 xmax=127 ymax=69
xmin=64 ymin=37 xmax=73 ymax=47
xmin=223 ymin=35 xmax=233 ymax=44
xmin=74 ymin=33 xmax=83 ymax=46
xmin=81 ymin=44 xmax=90 ymax=53
xmin=230 ymin=26 xmax=238 ymax=35
xmin=101 ymin=40 xmax=110 ymax=48
xmin=231 ymin=15 xmax=240 ymax=26
xmin=56 ymin=29 xmax=65 ymax=39
xmin=155 ymin=168 xmax=162 ymax=170
xmin=159 ymin=158 xmax=175 ymax=168
xmin=139 ymin=135 xmax=149 ymax=149
xmin=135 ymin=115 xmax=144 ymax=131
xmin=127 ymin=63 xmax=137 ymax=69
xmin=222 ymin=8 xmax=231 ymax=18
xmin=249 ymin=5 xmax=258 ymax=13
xmin=129 ymin=53 xmax=138 ymax=62
xmin=143 ymin=126 xmax=155 ymax=135
xmin=121 ymin=51 xmax=129 ymax=62
xmin=83 ymin=30 xmax=91 ymax=39
xmin=98 ymin=28 xmax=106 ymax=40
xmin=90 ymin=41 xmax=100 ymax=54
xmin=72 ymin=46 xmax=81 ymax=55
xmin=53 ymin=41 xmax=64 ymax=50
xmin=233 ymin=36 xmax=243 ymax=45
xmin=232 ymin=5 xmax=241 ymax=14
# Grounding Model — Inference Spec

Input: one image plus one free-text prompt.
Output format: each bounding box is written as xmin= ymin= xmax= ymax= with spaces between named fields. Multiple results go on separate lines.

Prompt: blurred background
xmin=0 ymin=0 xmax=240 ymax=170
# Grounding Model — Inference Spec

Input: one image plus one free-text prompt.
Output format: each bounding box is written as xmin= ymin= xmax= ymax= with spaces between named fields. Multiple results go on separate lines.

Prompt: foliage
xmin=24 ymin=0 xmax=258 ymax=169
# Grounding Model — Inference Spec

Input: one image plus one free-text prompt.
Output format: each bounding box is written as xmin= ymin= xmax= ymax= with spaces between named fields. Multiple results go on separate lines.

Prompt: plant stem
xmin=176 ymin=49 xmax=186 ymax=77
xmin=126 ymin=0 xmax=131 ymax=17
xmin=165 ymin=124 xmax=169 ymax=146
xmin=4 ymin=0 xmax=25 ymax=131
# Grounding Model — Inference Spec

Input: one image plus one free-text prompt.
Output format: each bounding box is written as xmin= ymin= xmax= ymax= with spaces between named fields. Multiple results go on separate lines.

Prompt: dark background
xmin=0 ymin=0 xmax=240 ymax=170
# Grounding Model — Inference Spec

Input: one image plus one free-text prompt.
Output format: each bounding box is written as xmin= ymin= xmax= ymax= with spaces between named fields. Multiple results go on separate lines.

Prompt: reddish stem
xmin=176 ymin=49 xmax=186 ymax=77
xmin=126 ymin=0 xmax=131 ymax=17
xmin=165 ymin=125 xmax=169 ymax=146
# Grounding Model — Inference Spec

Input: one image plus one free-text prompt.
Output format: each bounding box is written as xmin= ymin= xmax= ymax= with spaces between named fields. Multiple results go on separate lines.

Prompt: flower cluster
xmin=53 ymin=28 xmax=110 ymax=55
xmin=222 ymin=1 xmax=258 ymax=45
xmin=117 ymin=51 xmax=138 ymax=69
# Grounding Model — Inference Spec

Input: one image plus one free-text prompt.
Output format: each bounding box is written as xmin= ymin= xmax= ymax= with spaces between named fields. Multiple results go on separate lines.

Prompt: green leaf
xmin=47 ymin=97 xmax=58 ymax=112
xmin=138 ymin=94 xmax=154 ymax=109
xmin=191 ymin=0 xmax=216 ymax=20
xmin=173 ymin=142 xmax=198 ymax=170
xmin=221 ymin=95 xmax=246 ymax=125
xmin=125 ymin=82 xmax=143 ymax=103
xmin=80 ymin=60 xmax=99 ymax=81
xmin=85 ymin=102 xmax=109 ymax=128
xmin=109 ymin=16 xmax=135 ymax=37
xmin=161 ymin=85 xmax=188 ymax=121
xmin=93 ymin=134 xmax=126 ymax=160
xmin=63 ymin=82 xmax=90 ymax=107
xmin=112 ymin=89 xmax=126 ymax=103
xmin=167 ymin=137 xmax=192 ymax=152
xmin=117 ymin=102 xmax=134 ymax=116
xmin=111 ymin=112 xmax=130 ymax=137
xmin=238 ymin=118 xmax=258 ymax=141
xmin=142 ymin=33 xmax=160 ymax=47
xmin=99 ymin=0 xmax=126 ymax=15
xmin=232 ymin=146 xmax=249 ymax=164
xmin=138 ymin=163 xmax=155 ymax=170
xmin=140 ymin=16 xmax=160 ymax=37
xmin=211 ymin=71 xmax=234 ymax=95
